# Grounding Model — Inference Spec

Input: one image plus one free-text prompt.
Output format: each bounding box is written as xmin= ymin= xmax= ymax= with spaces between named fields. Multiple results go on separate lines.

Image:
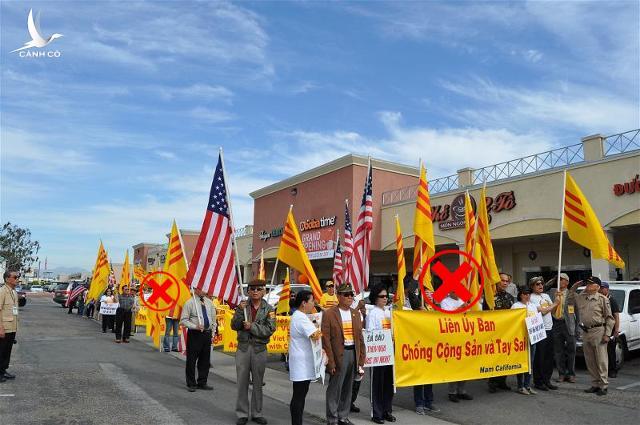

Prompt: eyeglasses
xmin=377 ymin=294 xmax=388 ymax=298
xmin=249 ymin=287 xmax=264 ymax=291
xmin=341 ymin=293 xmax=354 ymax=297
xmin=9 ymin=275 xmax=20 ymax=279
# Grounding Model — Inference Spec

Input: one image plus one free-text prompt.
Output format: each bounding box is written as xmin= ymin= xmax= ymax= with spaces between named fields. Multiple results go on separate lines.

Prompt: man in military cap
xmin=231 ymin=279 xmax=276 ymax=425
xmin=567 ymin=276 xmax=615 ymax=395
xmin=322 ymin=283 xmax=366 ymax=425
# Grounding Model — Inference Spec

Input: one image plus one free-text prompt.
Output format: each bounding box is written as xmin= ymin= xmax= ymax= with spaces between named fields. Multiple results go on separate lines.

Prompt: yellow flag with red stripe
xmin=86 ymin=242 xmax=110 ymax=303
xmin=276 ymin=268 xmax=291 ymax=315
xmin=394 ymin=216 xmax=406 ymax=310
xmin=413 ymin=164 xmax=435 ymax=291
xmin=564 ymin=172 xmax=624 ymax=268
xmin=258 ymin=248 xmax=266 ymax=280
xmin=134 ymin=264 xmax=146 ymax=282
xmin=277 ymin=209 xmax=322 ymax=301
xmin=476 ymin=186 xmax=500 ymax=310
xmin=119 ymin=250 xmax=131 ymax=294
xmin=163 ymin=220 xmax=191 ymax=319
xmin=464 ymin=192 xmax=482 ymax=310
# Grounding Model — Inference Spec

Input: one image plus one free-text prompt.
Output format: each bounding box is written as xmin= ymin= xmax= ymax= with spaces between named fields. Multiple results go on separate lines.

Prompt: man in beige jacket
xmin=0 ymin=270 xmax=20 ymax=383
xmin=180 ymin=288 xmax=216 ymax=392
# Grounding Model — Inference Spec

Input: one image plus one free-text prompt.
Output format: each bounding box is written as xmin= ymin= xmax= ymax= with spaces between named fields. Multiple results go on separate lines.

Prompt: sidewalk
xmin=207 ymin=350 xmax=454 ymax=425
xmin=134 ymin=327 xmax=454 ymax=425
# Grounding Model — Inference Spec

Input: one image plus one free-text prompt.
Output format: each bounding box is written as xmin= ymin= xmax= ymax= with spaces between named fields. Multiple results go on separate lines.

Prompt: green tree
xmin=0 ymin=222 xmax=40 ymax=273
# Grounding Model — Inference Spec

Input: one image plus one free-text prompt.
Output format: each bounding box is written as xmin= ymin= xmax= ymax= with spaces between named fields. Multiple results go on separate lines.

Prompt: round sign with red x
xmin=417 ymin=249 xmax=485 ymax=314
xmin=139 ymin=271 xmax=181 ymax=312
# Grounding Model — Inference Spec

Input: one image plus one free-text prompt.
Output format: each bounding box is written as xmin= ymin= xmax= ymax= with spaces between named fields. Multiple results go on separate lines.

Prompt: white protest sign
xmin=364 ymin=329 xmax=394 ymax=367
xmin=100 ymin=303 xmax=119 ymax=316
xmin=308 ymin=312 xmax=325 ymax=384
xmin=525 ymin=312 xmax=547 ymax=344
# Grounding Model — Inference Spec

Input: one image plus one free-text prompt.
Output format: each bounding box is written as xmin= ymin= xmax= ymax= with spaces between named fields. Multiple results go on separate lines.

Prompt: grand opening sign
xmin=392 ymin=309 xmax=528 ymax=386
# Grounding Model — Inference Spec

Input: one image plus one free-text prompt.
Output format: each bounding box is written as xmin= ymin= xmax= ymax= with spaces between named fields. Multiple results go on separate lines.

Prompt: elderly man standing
xmin=486 ymin=274 xmax=515 ymax=393
xmin=549 ymin=273 xmax=578 ymax=383
xmin=180 ymin=288 xmax=216 ymax=392
xmin=231 ymin=279 xmax=276 ymax=425
xmin=0 ymin=271 xmax=20 ymax=383
xmin=322 ymin=283 xmax=366 ymax=425
xmin=568 ymin=276 xmax=615 ymax=396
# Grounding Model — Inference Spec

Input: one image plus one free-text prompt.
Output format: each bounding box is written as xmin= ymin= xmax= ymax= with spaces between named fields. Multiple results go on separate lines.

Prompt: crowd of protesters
xmin=54 ymin=270 xmax=619 ymax=425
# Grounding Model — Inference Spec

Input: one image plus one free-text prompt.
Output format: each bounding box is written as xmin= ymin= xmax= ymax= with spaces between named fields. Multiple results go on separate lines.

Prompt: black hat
xmin=248 ymin=279 xmax=266 ymax=287
xmin=586 ymin=276 xmax=602 ymax=286
xmin=336 ymin=283 xmax=354 ymax=294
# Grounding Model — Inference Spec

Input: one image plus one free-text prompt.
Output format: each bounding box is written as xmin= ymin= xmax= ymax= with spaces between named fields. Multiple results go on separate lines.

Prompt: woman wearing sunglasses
xmin=366 ymin=285 xmax=395 ymax=424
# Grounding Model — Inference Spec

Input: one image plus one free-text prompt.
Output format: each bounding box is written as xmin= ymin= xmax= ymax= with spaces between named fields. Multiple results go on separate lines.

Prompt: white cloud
xmin=153 ymin=84 xmax=234 ymax=103
xmin=190 ymin=107 xmax=235 ymax=124
xmin=440 ymin=77 xmax=639 ymax=134
xmin=523 ymin=49 xmax=543 ymax=63
xmin=156 ymin=151 xmax=177 ymax=160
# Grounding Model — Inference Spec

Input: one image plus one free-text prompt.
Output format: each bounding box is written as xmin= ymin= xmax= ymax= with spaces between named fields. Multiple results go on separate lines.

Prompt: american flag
xmin=332 ymin=240 xmax=343 ymax=285
xmin=349 ymin=163 xmax=373 ymax=295
xmin=342 ymin=200 xmax=353 ymax=283
xmin=186 ymin=153 xmax=239 ymax=306
xmin=66 ymin=284 xmax=85 ymax=308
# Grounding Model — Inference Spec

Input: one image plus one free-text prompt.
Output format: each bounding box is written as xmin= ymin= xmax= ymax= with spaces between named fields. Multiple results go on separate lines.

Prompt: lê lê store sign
xmin=435 ymin=191 xmax=517 ymax=231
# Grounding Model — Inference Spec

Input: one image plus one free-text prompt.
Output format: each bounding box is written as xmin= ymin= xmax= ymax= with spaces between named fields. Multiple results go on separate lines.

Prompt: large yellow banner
xmin=221 ymin=311 xmax=290 ymax=354
xmin=393 ymin=309 xmax=528 ymax=387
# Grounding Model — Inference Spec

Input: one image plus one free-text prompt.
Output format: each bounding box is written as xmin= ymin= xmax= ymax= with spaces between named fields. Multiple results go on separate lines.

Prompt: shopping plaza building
xmin=250 ymin=130 xmax=639 ymax=288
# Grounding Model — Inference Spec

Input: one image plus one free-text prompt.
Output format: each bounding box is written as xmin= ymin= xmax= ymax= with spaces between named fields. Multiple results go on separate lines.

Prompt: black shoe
xmin=171 ymin=348 xmax=179 ymax=352
xmin=545 ymin=383 xmax=558 ymax=390
xmin=584 ymin=386 xmax=599 ymax=393
xmin=372 ymin=419 xmax=384 ymax=424
xmin=236 ymin=418 xmax=248 ymax=425
xmin=252 ymin=418 xmax=267 ymax=425
xmin=3 ymin=372 xmax=15 ymax=379
xmin=0 ymin=375 xmax=6 ymax=383
xmin=596 ymin=388 xmax=608 ymax=396
xmin=338 ymin=420 xmax=353 ymax=425
xmin=187 ymin=386 xmax=197 ymax=392
xmin=197 ymin=384 xmax=213 ymax=390
xmin=534 ymin=384 xmax=549 ymax=391
xmin=497 ymin=383 xmax=511 ymax=391
xmin=448 ymin=394 xmax=459 ymax=402
xmin=457 ymin=393 xmax=473 ymax=400
xmin=350 ymin=404 xmax=360 ymax=413
xmin=608 ymin=371 xmax=617 ymax=378
xmin=383 ymin=413 xmax=396 ymax=422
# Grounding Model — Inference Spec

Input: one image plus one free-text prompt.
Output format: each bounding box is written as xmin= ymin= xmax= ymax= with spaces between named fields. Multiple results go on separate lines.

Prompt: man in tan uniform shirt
xmin=0 ymin=270 xmax=20 ymax=383
xmin=567 ymin=276 xmax=615 ymax=395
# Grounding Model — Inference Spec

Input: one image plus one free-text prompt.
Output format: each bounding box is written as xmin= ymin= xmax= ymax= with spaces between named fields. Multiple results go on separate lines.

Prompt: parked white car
xmin=576 ymin=282 xmax=640 ymax=370
xmin=29 ymin=285 xmax=44 ymax=293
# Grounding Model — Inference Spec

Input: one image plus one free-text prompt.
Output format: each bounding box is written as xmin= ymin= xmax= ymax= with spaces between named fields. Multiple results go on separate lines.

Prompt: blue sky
xmin=1 ymin=1 xmax=638 ymax=271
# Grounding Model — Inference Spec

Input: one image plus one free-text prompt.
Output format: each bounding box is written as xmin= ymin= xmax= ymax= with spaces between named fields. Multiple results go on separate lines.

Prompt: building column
xmin=457 ymin=167 xmax=474 ymax=188
xmin=581 ymin=134 xmax=605 ymax=162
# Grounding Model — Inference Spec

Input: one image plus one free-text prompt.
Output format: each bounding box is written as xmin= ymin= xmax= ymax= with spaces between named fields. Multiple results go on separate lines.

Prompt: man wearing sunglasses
xmin=231 ymin=279 xmax=276 ymax=425
xmin=0 ymin=271 xmax=20 ymax=383
xmin=322 ymin=283 xmax=366 ymax=425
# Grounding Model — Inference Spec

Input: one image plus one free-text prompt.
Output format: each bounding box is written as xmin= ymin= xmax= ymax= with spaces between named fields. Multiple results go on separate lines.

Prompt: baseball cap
xmin=600 ymin=281 xmax=610 ymax=289
xmin=559 ymin=273 xmax=570 ymax=281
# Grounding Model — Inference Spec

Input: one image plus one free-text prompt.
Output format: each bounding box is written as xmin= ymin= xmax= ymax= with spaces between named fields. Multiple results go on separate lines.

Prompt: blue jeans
xmin=413 ymin=384 xmax=434 ymax=409
xmin=163 ymin=318 xmax=179 ymax=351
xmin=517 ymin=343 xmax=537 ymax=389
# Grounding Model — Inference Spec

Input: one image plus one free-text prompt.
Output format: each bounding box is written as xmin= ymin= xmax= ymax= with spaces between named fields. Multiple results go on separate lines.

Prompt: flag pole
xmin=219 ymin=147 xmax=247 ymax=321
xmin=466 ymin=190 xmax=481 ymax=293
xmin=556 ymin=170 xmax=567 ymax=291
xmin=343 ymin=198 xmax=350 ymax=284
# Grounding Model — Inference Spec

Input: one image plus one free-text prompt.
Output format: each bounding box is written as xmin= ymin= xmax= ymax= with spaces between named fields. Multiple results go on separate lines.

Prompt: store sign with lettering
xmin=302 ymin=227 xmax=335 ymax=260
xmin=436 ymin=191 xmax=517 ymax=231
xmin=259 ymin=215 xmax=337 ymax=243
xmin=613 ymin=174 xmax=639 ymax=196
